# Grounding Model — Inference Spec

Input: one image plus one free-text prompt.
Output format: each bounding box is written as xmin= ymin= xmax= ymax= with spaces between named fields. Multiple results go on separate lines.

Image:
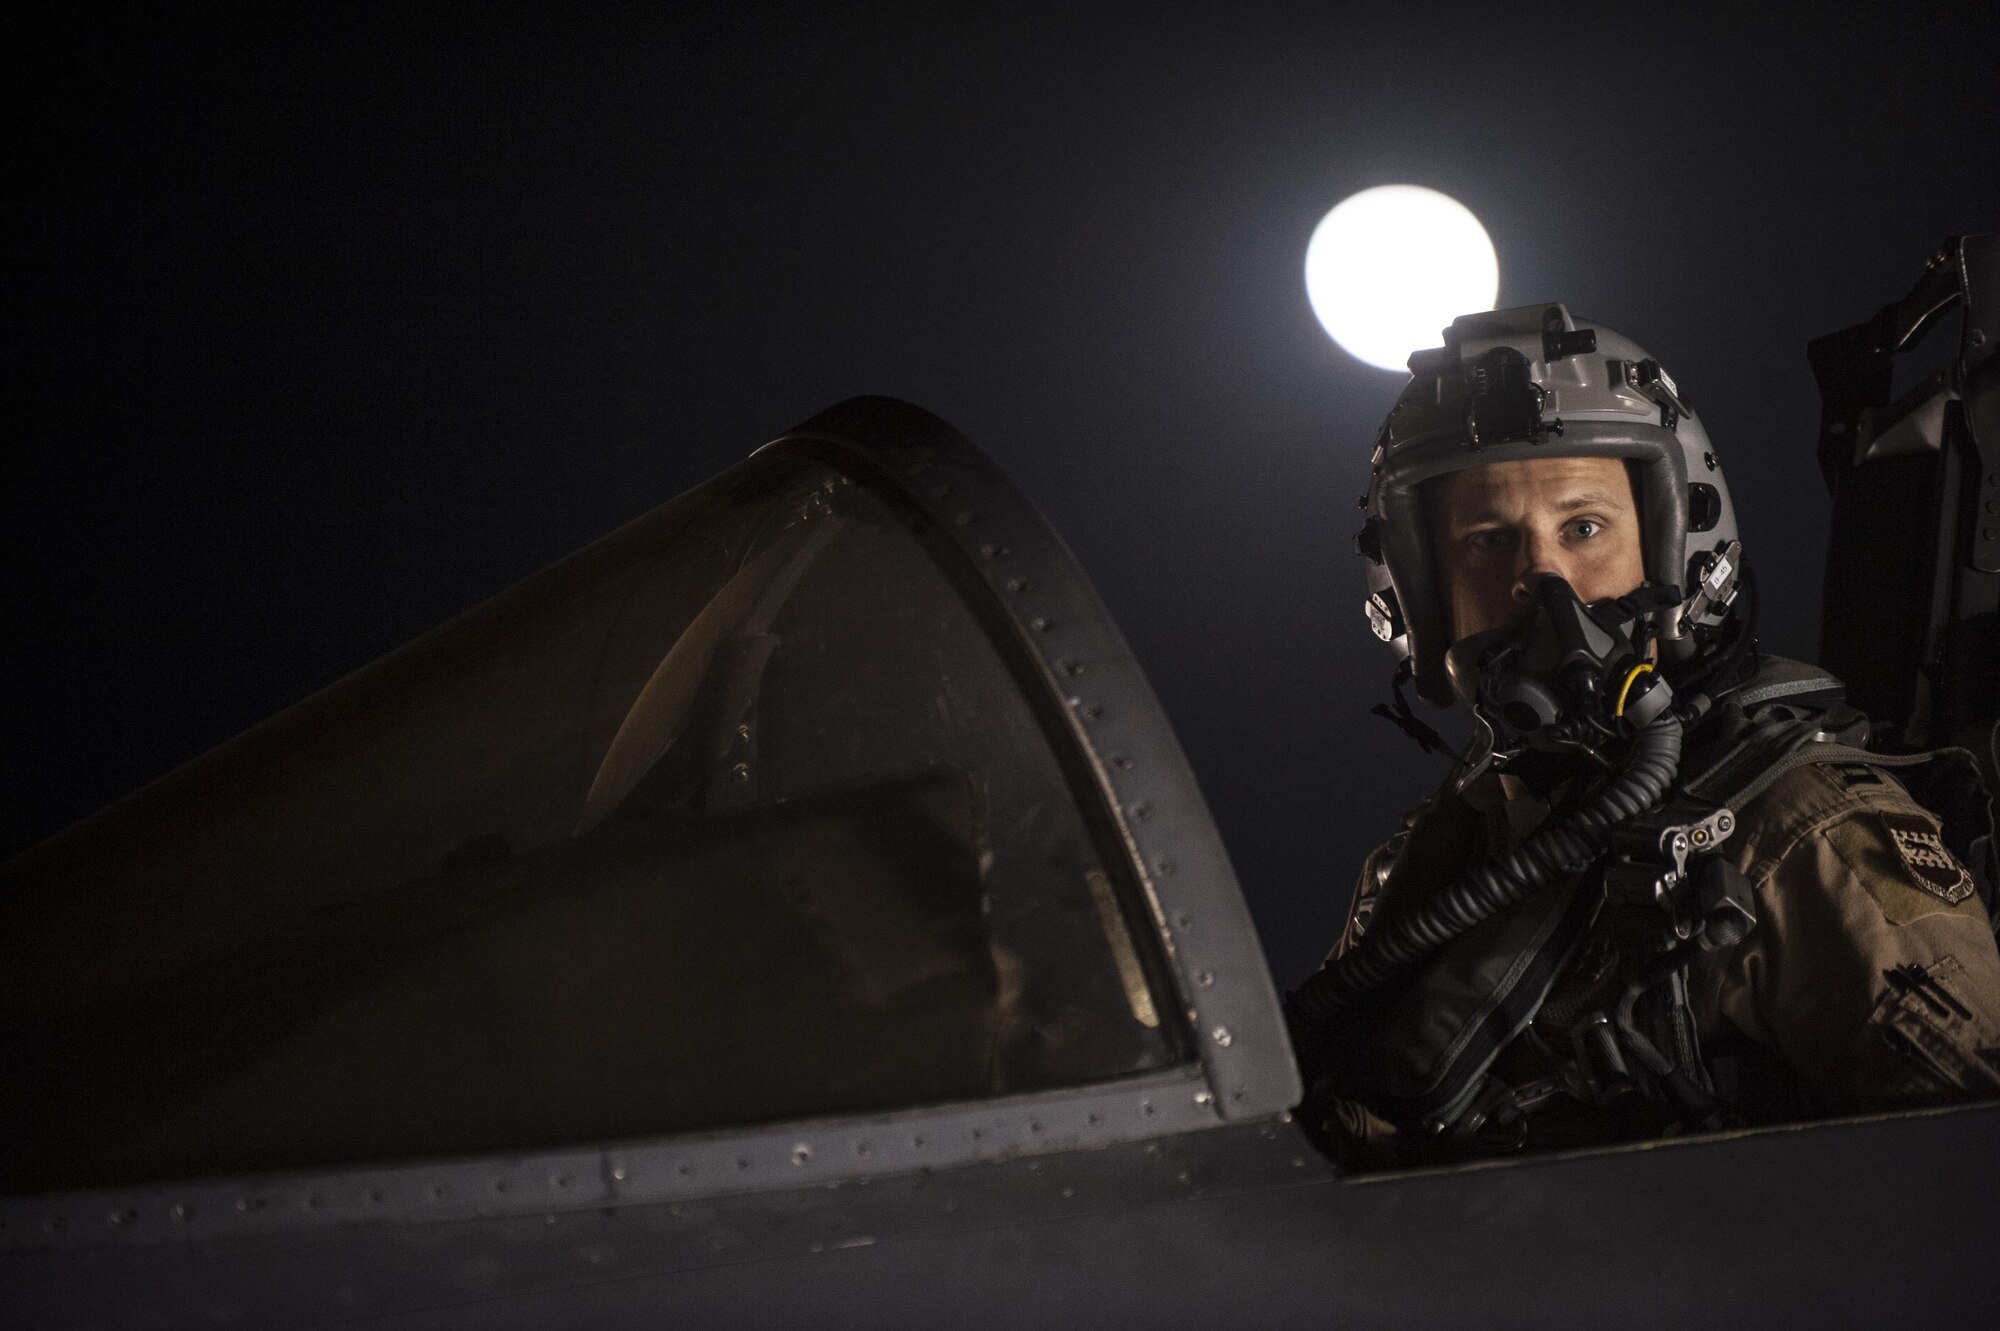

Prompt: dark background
xmin=9 ymin=6 xmax=2000 ymax=987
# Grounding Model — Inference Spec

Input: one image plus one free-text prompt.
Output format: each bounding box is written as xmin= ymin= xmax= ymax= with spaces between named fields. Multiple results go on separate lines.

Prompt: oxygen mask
xmin=1445 ymin=575 xmax=1679 ymax=762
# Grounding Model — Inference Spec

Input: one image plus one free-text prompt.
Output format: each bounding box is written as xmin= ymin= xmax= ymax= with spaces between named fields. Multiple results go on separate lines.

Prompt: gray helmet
xmin=1357 ymin=303 xmax=1742 ymax=706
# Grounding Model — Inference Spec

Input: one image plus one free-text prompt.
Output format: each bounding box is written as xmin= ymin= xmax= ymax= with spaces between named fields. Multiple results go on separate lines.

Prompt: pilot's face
xmin=1427 ymin=455 xmax=1647 ymax=643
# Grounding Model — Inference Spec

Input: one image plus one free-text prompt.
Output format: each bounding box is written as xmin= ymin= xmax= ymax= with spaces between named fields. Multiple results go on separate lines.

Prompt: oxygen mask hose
xmin=1291 ymin=710 xmax=1684 ymax=1026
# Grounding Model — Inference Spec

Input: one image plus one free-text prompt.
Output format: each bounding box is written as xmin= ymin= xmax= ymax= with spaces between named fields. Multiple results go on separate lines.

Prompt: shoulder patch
xmin=1879 ymin=811 xmax=1976 ymax=905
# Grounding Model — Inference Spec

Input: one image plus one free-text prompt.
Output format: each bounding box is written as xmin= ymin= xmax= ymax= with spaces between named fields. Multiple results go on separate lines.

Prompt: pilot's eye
xmin=1468 ymin=529 xmax=1512 ymax=552
xmin=1569 ymin=518 xmax=1603 ymax=541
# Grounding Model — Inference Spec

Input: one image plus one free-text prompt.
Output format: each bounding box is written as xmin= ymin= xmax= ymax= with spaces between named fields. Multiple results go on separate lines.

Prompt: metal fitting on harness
xmin=1604 ymin=801 xmax=1746 ymax=943
xmin=1584 ymin=802 xmax=1758 ymax=1124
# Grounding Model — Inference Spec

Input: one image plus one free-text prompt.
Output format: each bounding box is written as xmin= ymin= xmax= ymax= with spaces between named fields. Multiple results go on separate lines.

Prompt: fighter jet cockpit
xmin=3 ymin=253 xmax=1995 ymax=1326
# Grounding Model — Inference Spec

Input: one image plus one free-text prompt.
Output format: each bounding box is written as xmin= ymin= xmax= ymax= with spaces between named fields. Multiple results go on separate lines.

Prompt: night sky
xmin=11 ymin=7 xmax=2000 ymax=988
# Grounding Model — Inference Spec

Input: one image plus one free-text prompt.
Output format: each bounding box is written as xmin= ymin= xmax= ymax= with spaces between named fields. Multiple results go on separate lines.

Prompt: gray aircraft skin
xmin=2 ymin=397 xmax=1995 ymax=1329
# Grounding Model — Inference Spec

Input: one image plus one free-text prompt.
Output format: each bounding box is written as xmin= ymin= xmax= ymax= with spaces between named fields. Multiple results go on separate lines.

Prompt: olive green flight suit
xmin=1322 ymin=727 xmax=2000 ymax=1165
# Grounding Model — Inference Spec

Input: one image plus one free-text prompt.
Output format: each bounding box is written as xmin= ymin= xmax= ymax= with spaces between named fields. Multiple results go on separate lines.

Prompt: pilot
xmin=1286 ymin=305 xmax=2000 ymax=1169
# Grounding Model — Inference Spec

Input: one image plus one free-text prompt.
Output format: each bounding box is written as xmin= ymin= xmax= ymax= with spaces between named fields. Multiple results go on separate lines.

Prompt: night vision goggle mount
xmin=1449 ymin=312 xmax=1602 ymax=447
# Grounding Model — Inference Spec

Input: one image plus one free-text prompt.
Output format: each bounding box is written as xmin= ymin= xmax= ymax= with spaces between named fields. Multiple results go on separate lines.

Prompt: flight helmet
xmin=1357 ymin=303 xmax=1742 ymax=706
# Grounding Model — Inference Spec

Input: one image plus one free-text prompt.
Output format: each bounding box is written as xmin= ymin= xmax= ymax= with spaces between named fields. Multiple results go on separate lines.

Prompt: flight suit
xmin=1318 ymin=703 xmax=2000 ymax=1167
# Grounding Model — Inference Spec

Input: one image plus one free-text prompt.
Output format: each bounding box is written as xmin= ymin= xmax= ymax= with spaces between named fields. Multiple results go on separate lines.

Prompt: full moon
xmin=1304 ymin=185 xmax=1499 ymax=372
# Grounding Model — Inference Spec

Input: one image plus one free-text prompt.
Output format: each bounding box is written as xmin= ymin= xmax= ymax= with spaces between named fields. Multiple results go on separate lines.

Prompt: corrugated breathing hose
xmin=1290 ymin=712 xmax=1684 ymax=1026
